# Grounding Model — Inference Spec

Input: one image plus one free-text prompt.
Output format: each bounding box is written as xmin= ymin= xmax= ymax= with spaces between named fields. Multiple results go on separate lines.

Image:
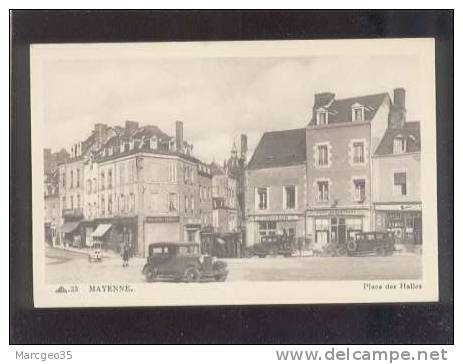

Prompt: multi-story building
xmin=80 ymin=120 xmax=205 ymax=257
xmin=44 ymin=170 xmax=60 ymax=246
xmin=57 ymin=123 xmax=113 ymax=247
xmin=211 ymin=162 xmax=239 ymax=233
xmin=245 ymin=128 xmax=307 ymax=246
xmin=44 ymin=148 xmax=68 ymax=246
xmin=372 ymin=90 xmax=422 ymax=245
xmin=198 ymin=162 xmax=213 ymax=229
xmin=305 ymin=90 xmax=393 ymax=247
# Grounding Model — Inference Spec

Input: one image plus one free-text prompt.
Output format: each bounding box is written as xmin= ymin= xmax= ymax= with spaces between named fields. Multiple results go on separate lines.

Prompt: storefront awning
xmin=92 ymin=224 xmax=112 ymax=238
xmin=60 ymin=221 xmax=80 ymax=234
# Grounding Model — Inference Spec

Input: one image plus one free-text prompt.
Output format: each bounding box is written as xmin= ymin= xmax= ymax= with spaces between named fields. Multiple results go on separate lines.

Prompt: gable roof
xmin=375 ymin=121 xmax=421 ymax=156
xmin=247 ymin=128 xmax=306 ymax=170
xmin=309 ymin=92 xmax=390 ymax=126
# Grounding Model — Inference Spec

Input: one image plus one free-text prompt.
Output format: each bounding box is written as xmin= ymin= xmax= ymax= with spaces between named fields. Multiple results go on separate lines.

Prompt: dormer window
xmin=352 ymin=105 xmax=365 ymax=122
xmin=316 ymin=110 xmax=328 ymax=125
xmin=393 ymin=135 xmax=407 ymax=154
xmin=150 ymin=137 xmax=158 ymax=150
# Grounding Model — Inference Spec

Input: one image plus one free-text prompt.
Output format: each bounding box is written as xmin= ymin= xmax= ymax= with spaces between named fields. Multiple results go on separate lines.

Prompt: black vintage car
xmin=142 ymin=242 xmax=229 ymax=282
xmin=347 ymin=232 xmax=395 ymax=256
xmin=251 ymin=234 xmax=295 ymax=258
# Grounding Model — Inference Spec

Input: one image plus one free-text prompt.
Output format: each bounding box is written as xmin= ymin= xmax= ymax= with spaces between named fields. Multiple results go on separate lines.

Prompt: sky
xmin=42 ymin=51 xmax=423 ymax=163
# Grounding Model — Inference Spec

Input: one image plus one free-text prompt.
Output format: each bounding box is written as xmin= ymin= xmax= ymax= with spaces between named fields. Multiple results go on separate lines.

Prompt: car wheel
xmin=146 ymin=270 xmax=158 ymax=283
xmin=347 ymin=241 xmax=357 ymax=252
xmin=215 ymin=273 xmax=228 ymax=282
xmin=184 ymin=266 xmax=201 ymax=283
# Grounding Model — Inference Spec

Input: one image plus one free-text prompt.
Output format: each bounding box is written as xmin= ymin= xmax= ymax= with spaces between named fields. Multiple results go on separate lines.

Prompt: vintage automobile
xmin=251 ymin=234 xmax=295 ymax=258
xmin=141 ymin=242 xmax=229 ymax=282
xmin=347 ymin=232 xmax=395 ymax=256
xmin=88 ymin=241 xmax=103 ymax=263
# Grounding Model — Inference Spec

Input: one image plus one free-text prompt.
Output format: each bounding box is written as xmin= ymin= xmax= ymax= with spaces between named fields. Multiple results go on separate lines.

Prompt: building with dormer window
xmin=372 ymin=89 xmax=422 ymax=245
xmin=305 ymin=90 xmax=394 ymax=247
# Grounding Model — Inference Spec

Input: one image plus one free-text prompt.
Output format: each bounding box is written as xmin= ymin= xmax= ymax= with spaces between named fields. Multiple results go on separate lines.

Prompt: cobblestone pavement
xmin=45 ymin=247 xmax=421 ymax=284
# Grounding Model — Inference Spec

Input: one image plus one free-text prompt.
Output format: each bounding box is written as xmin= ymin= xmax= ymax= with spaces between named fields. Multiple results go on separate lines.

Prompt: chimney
xmin=125 ymin=120 xmax=139 ymax=135
xmin=175 ymin=121 xmax=184 ymax=153
xmin=240 ymin=134 xmax=247 ymax=160
xmin=388 ymin=88 xmax=406 ymax=129
xmin=94 ymin=123 xmax=108 ymax=148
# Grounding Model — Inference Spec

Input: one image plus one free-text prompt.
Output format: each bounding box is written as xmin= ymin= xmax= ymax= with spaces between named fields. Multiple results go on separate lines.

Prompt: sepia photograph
xmin=30 ymin=38 xmax=438 ymax=307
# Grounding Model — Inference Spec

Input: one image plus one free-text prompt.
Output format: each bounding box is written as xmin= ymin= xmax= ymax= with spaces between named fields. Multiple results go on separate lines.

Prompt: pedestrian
xmin=122 ymin=244 xmax=130 ymax=267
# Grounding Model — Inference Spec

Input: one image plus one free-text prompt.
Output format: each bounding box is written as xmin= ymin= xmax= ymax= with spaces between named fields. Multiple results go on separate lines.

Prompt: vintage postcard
xmin=31 ymin=39 xmax=438 ymax=307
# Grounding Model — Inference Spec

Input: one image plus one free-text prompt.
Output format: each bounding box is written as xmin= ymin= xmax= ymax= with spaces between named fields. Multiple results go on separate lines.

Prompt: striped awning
xmin=60 ymin=221 xmax=80 ymax=234
xmin=92 ymin=224 xmax=112 ymax=238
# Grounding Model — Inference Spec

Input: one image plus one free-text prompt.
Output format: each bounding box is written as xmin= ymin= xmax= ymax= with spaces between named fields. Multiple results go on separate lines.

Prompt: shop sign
xmin=145 ymin=216 xmax=180 ymax=223
xmin=375 ymin=203 xmax=422 ymax=211
xmin=307 ymin=209 xmax=363 ymax=217
xmin=252 ymin=214 xmax=300 ymax=222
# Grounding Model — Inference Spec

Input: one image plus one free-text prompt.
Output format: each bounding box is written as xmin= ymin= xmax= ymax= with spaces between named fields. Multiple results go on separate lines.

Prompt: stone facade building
xmin=305 ymin=90 xmax=392 ymax=247
xmin=372 ymin=90 xmax=422 ymax=245
xmin=245 ymin=128 xmax=307 ymax=246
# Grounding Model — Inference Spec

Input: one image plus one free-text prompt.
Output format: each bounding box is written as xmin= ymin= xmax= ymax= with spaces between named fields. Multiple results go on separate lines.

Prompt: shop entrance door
xmin=338 ymin=218 xmax=346 ymax=245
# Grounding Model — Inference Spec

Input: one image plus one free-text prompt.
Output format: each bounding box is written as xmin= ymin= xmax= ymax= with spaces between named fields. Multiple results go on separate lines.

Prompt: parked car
xmin=251 ymin=234 xmax=295 ymax=258
xmin=142 ymin=242 xmax=229 ymax=282
xmin=347 ymin=232 xmax=395 ymax=256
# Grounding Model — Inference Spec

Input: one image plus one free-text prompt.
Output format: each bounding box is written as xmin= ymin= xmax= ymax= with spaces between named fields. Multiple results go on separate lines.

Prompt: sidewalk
xmin=52 ymin=244 xmax=121 ymax=259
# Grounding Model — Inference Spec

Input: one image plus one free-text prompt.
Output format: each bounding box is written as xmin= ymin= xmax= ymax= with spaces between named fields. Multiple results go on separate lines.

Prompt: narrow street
xmin=45 ymin=247 xmax=422 ymax=284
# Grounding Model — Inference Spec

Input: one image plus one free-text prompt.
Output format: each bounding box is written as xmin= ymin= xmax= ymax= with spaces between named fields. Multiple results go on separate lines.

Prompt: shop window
xmin=317 ymin=145 xmax=328 ymax=166
xmin=353 ymin=179 xmax=366 ymax=202
xmin=393 ymin=172 xmax=407 ymax=195
xmin=168 ymin=193 xmax=178 ymax=211
xmin=256 ymin=187 xmax=268 ymax=210
xmin=315 ymin=218 xmax=329 ymax=244
xmin=393 ymin=136 xmax=407 ymax=154
xmin=284 ymin=186 xmax=296 ymax=209
xmin=258 ymin=221 xmax=277 ymax=238
xmin=352 ymin=142 xmax=365 ymax=164
xmin=317 ymin=181 xmax=329 ymax=201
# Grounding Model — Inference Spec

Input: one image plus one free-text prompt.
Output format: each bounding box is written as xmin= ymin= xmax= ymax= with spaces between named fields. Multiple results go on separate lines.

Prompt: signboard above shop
xmin=251 ymin=214 xmax=301 ymax=222
xmin=306 ymin=209 xmax=367 ymax=217
xmin=145 ymin=216 xmax=180 ymax=224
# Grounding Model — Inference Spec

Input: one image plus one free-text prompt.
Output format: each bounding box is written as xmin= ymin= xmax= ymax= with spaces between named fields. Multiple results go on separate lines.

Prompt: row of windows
xmin=62 ymin=194 xmax=81 ymax=210
xmin=315 ymin=141 xmax=365 ymax=167
xmin=255 ymin=186 xmax=297 ymax=211
xmin=315 ymin=106 xmax=365 ymax=126
xmin=314 ymin=179 xmax=365 ymax=202
xmin=61 ymin=169 xmax=81 ymax=189
xmin=254 ymin=172 xmax=408 ymax=210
